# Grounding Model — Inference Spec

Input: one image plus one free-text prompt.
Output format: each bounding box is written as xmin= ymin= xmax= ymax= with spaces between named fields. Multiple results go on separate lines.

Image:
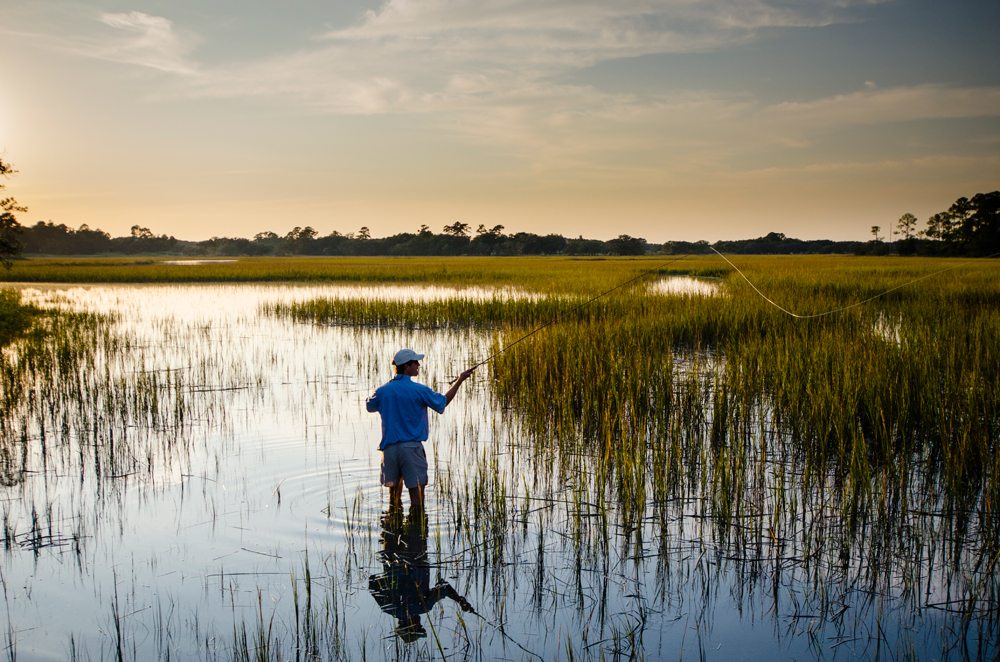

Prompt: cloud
xmin=94 ymin=11 xmax=198 ymax=74
xmin=24 ymin=0 xmax=989 ymax=184
xmin=328 ymin=0 xmax=866 ymax=69
xmin=158 ymin=0 xmax=883 ymax=113
xmin=765 ymin=84 xmax=1000 ymax=126
xmin=428 ymin=82 xmax=1000 ymax=184
xmin=18 ymin=1 xmax=890 ymax=118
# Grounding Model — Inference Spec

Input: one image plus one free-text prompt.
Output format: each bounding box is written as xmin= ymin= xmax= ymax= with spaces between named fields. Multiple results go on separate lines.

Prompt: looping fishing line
xmin=709 ymin=246 xmax=1000 ymax=319
xmin=460 ymin=248 xmax=999 ymax=378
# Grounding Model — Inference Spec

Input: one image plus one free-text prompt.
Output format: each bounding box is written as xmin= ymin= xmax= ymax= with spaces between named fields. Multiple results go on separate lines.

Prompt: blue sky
xmin=2 ymin=0 xmax=998 ymax=241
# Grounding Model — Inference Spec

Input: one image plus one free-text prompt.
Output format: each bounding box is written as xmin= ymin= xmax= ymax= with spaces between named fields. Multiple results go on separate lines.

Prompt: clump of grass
xmin=0 ymin=289 xmax=39 ymax=347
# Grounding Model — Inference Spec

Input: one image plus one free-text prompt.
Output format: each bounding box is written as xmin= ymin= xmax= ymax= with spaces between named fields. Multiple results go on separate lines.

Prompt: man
xmin=366 ymin=348 xmax=475 ymax=509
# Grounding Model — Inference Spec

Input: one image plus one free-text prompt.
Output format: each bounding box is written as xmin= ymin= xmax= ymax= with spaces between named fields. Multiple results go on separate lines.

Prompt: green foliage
xmin=923 ymin=191 xmax=1000 ymax=255
xmin=0 ymin=289 xmax=37 ymax=346
xmin=0 ymin=158 xmax=25 ymax=269
xmin=20 ymin=221 xmax=112 ymax=254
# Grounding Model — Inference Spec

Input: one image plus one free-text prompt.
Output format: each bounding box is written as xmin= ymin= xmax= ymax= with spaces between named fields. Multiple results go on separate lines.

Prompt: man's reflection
xmin=369 ymin=508 xmax=475 ymax=642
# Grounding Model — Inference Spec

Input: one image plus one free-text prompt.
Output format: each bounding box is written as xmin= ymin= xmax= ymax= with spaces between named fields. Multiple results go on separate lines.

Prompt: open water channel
xmin=0 ymin=283 xmax=992 ymax=660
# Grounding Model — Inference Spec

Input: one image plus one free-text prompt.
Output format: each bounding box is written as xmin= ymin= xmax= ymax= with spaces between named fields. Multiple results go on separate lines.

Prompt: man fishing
xmin=366 ymin=348 xmax=476 ymax=510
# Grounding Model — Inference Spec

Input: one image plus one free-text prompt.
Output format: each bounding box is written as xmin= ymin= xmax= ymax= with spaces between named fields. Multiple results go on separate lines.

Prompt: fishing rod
xmin=455 ymin=247 xmax=999 ymax=380
xmin=454 ymin=254 xmax=692 ymax=378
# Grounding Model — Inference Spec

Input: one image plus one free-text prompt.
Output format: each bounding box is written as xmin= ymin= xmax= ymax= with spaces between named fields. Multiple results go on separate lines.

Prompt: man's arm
xmin=444 ymin=366 xmax=477 ymax=406
xmin=426 ymin=580 xmax=476 ymax=613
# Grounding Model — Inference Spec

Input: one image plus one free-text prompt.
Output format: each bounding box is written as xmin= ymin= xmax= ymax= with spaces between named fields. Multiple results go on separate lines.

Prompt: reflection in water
xmin=369 ymin=508 xmax=475 ymax=642
xmin=161 ymin=259 xmax=239 ymax=265
xmin=0 ymin=283 xmax=994 ymax=660
xmin=648 ymin=275 xmax=721 ymax=296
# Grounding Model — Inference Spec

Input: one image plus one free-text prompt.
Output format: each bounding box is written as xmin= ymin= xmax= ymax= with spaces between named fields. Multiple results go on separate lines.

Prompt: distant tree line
xmin=2 ymin=156 xmax=996 ymax=261
xmin=18 ymin=221 xmax=653 ymax=257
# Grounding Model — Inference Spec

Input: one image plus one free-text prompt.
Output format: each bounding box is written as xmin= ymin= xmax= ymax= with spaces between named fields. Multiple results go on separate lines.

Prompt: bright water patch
xmin=649 ymin=275 xmax=722 ymax=296
xmin=161 ymin=259 xmax=241 ymax=265
xmin=872 ymin=311 xmax=904 ymax=344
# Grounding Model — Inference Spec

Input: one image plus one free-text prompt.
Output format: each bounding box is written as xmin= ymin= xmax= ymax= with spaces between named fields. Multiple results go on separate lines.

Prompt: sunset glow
xmin=2 ymin=0 xmax=998 ymax=242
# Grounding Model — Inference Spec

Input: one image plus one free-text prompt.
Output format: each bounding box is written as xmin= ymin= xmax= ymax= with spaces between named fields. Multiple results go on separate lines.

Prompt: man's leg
xmin=408 ymin=484 xmax=425 ymax=510
xmin=388 ymin=481 xmax=403 ymax=508
xmin=382 ymin=446 xmax=404 ymax=508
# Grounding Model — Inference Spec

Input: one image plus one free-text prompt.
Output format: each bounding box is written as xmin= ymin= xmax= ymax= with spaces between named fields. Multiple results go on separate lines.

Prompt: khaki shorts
xmin=380 ymin=442 xmax=428 ymax=489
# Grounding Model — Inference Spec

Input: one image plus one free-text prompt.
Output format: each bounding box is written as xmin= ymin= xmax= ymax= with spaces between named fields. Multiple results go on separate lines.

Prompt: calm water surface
xmin=1 ymin=283 xmax=990 ymax=661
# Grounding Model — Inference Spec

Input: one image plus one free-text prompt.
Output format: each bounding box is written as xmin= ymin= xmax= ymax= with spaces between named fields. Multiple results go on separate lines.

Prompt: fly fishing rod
xmin=455 ymin=247 xmax=1000 ymax=380
xmin=456 ymin=254 xmax=692 ymax=377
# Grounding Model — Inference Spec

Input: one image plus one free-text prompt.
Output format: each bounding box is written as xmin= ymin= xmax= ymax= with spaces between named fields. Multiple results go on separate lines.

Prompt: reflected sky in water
xmin=1 ymin=283 xmax=992 ymax=661
xmin=648 ymin=275 xmax=722 ymax=297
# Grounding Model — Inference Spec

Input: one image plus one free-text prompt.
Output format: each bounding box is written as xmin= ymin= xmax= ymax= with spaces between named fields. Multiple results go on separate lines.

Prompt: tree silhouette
xmin=0 ymin=158 xmax=26 ymax=269
xmin=896 ymin=213 xmax=918 ymax=240
xmin=442 ymin=221 xmax=470 ymax=237
xmin=130 ymin=225 xmax=154 ymax=239
xmin=924 ymin=192 xmax=999 ymax=255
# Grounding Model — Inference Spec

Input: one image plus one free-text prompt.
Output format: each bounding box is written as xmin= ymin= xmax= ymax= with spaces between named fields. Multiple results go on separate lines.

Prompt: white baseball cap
xmin=392 ymin=348 xmax=425 ymax=366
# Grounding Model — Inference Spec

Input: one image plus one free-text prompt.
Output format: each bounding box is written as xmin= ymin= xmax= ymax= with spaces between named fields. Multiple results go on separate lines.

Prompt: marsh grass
xmin=2 ymin=256 xmax=997 ymax=660
xmin=0 ymin=290 xmax=39 ymax=348
xmin=270 ymin=255 xmax=1000 ymax=658
xmin=1 ymin=256 xmax=698 ymax=293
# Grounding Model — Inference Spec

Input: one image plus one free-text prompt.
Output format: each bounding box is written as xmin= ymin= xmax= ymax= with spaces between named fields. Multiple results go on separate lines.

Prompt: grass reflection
xmin=0 ymin=256 xmax=996 ymax=660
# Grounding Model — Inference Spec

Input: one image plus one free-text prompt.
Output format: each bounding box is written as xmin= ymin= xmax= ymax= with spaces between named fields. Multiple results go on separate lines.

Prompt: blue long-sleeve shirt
xmin=366 ymin=375 xmax=448 ymax=449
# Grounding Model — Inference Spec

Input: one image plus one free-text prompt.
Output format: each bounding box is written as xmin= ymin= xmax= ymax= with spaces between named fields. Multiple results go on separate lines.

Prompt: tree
xmin=896 ymin=213 xmax=918 ymax=240
xmin=923 ymin=192 xmax=999 ymax=255
xmin=960 ymin=191 xmax=1000 ymax=255
xmin=471 ymin=224 xmax=507 ymax=254
xmin=870 ymin=225 xmax=881 ymax=242
xmin=0 ymin=158 xmax=26 ymax=269
xmin=418 ymin=224 xmax=431 ymax=236
xmin=566 ymin=235 xmax=603 ymax=255
xmin=606 ymin=234 xmax=647 ymax=255
xmin=130 ymin=224 xmax=154 ymax=239
xmin=442 ymin=221 xmax=470 ymax=237
xmin=357 ymin=226 xmax=371 ymax=240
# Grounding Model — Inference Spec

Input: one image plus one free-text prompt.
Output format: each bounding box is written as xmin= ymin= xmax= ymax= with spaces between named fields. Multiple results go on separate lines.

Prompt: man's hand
xmin=445 ymin=365 xmax=478 ymax=405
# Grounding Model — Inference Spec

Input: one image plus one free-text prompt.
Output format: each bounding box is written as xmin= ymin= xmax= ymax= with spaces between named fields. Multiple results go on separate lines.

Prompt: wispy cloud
xmin=96 ymin=11 xmax=198 ymax=75
xmin=332 ymin=0 xmax=864 ymax=59
xmin=765 ymin=84 xmax=1000 ymax=126
xmin=19 ymin=1 xmax=992 ymax=180
xmin=114 ymin=1 xmax=881 ymax=110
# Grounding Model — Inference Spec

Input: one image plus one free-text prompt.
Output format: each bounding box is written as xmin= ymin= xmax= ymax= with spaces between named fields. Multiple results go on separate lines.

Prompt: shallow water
xmin=648 ymin=275 xmax=722 ymax=297
xmin=1 ymin=283 xmax=993 ymax=661
xmin=160 ymin=259 xmax=241 ymax=265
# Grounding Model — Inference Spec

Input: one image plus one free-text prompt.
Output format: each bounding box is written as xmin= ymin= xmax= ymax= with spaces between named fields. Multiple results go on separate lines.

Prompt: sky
xmin=1 ymin=0 xmax=998 ymax=242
